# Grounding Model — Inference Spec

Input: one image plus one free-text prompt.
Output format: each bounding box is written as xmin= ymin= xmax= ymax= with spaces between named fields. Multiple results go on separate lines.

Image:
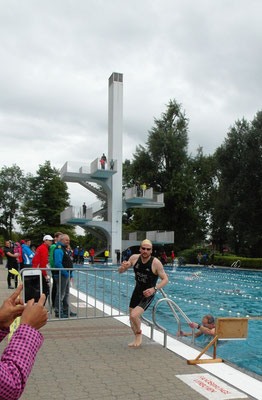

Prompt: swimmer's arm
xmin=154 ymin=259 xmax=169 ymax=290
xmin=178 ymin=329 xmax=202 ymax=338
xmin=199 ymin=326 xmax=215 ymax=336
xmin=118 ymin=255 xmax=138 ymax=273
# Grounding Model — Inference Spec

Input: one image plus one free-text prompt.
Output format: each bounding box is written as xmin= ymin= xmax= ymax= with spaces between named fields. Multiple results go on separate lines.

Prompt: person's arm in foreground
xmin=0 ymin=285 xmax=47 ymax=400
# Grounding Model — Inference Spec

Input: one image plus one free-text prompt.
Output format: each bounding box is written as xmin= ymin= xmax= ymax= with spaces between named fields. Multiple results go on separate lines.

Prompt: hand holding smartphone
xmin=22 ymin=269 xmax=43 ymax=304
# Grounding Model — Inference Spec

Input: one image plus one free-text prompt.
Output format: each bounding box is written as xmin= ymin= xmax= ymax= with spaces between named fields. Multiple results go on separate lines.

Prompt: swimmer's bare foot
xmin=128 ymin=330 xmax=142 ymax=347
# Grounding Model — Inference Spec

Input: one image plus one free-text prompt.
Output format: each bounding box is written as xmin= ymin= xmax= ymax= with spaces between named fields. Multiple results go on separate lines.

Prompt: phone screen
xmin=24 ymin=275 xmax=41 ymax=303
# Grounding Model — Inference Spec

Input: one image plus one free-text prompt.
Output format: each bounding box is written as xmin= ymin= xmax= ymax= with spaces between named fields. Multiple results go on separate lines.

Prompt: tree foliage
xmin=0 ymin=165 xmax=27 ymax=239
xmin=18 ymin=161 xmax=71 ymax=242
xmin=123 ymin=100 xmax=214 ymax=249
xmin=211 ymin=113 xmax=262 ymax=256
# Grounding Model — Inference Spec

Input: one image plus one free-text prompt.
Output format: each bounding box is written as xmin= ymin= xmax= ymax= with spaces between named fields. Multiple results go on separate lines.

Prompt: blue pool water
xmin=75 ymin=265 xmax=262 ymax=377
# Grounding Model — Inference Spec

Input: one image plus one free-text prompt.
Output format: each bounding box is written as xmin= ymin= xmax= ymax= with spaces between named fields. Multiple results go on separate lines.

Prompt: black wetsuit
xmin=129 ymin=256 xmax=158 ymax=310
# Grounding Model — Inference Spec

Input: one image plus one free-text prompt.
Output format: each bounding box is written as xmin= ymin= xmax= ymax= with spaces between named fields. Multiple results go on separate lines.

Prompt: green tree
xmin=0 ymin=165 xmax=26 ymax=239
xmin=123 ymin=100 xmax=210 ymax=249
xmin=18 ymin=161 xmax=71 ymax=242
xmin=212 ymin=113 xmax=262 ymax=256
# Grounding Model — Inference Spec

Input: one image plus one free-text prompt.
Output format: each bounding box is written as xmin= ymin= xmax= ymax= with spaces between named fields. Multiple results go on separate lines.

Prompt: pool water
xmin=75 ymin=265 xmax=262 ymax=377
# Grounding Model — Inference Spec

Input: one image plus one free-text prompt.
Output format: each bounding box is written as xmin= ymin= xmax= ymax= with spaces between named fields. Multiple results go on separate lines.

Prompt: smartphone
xmin=22 ymin=269 xmax=43 ymax=304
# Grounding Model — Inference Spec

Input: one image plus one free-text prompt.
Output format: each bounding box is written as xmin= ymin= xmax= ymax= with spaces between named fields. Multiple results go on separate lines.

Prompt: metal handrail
xmin=152 ymin=288 xmax=194 ymax=347
xmin=231 ymin=260 xmax=241 ymax=268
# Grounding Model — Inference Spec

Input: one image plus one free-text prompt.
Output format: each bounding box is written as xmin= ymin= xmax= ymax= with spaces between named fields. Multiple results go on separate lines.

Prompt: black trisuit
xmin=129 ymin=255 xmax=158 ymax=310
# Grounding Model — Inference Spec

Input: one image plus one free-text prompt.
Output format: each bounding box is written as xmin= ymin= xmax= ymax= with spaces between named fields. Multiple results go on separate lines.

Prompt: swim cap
xmin=141 ymin=239 xmax=152 ymax=248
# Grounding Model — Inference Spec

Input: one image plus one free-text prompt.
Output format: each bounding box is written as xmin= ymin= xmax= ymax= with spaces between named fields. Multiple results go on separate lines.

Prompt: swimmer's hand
xmin=118 ymin=261 xmax=129 ymax=273
xmin=179 ymin=330 xmax=191 ymax=337
xmin=189 ymin=322 xmax=199 ymax=329
xmin=143 ymin=287 xmax=155 ymax=297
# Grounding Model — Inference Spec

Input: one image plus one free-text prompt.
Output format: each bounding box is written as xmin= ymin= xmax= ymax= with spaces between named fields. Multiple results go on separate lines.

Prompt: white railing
xmin=60 ymin=161 xmax=90 ymax=175
xmin=90 ymin=158 xmax=117 ymax=174
xmin=124 ymin=186 xmax=136 ymax=200
xmin=122 ymin=230 xmax=174 ymax=244
xmin=124 ymin=186 xmax=154 ymax=200
xmin=60 ymin=206 xmax=93 ymax=224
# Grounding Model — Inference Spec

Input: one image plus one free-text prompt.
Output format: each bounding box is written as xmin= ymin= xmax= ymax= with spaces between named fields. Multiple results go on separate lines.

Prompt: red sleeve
xmin=32 ymin=250 xmax=40 ymax=269
xmin=32 ymin=246 xmax=47 ymax=277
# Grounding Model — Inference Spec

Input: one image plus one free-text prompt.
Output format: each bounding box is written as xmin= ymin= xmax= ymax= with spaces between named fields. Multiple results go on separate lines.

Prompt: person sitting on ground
xmin=0 ymin=284 xmax=47 ymax=400
xmin=178 ymin=314 xmax=216 ymax=337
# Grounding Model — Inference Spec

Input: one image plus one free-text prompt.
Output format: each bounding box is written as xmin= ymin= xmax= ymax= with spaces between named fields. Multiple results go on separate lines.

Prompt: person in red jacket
xmin=89 ymin=248 xmax=95 ymax=264
xmin=32 ymin=235 xmax=53 ymax=298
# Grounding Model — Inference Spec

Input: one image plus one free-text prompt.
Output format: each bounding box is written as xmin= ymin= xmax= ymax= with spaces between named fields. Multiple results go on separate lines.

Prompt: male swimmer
xmin=118 ymin=239 xmax=168 ymax=347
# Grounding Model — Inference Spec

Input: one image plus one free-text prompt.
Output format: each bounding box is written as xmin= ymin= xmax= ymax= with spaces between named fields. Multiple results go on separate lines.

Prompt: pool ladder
xmin=141 ymin=288 xmax=195 ymax=347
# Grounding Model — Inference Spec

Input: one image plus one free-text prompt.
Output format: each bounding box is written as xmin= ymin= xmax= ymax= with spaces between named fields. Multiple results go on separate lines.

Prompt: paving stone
xmin=0 ymin=264 xmax=253 ymax=400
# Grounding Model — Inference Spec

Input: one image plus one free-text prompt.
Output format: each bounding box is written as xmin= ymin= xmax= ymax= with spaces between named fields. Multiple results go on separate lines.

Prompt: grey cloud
xmin=1 ymin=0 xmax=262 ymax=207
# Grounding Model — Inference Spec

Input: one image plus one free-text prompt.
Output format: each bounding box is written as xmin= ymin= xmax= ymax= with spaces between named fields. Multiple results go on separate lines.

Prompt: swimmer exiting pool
xmin=178 ymin=314 xmax=216 ymax=337
xmin=118 ymin=239 xmax=168 ymax=347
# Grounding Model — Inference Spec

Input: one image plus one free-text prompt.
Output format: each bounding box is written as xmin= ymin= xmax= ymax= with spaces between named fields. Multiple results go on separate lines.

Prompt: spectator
xmin=135 ymin=181 xmax=142 ymax=197
xmin=89 ymin=248 xmax=95 ymax=264
xmin=84 ymin=250 xmax=89 ymax=262
xmin=0 ymin=284 xmax=47 ymax=400
xmin=109 ymin=159 xmax=114 ymax=170
xmin=13 ymin=242 xmax=23 ymax=272
xmin=160 ymin=251 xmax=168 ymax=265
xmin=0 ymin=246 xmax=4 ymax=265
xmin=100 ymin=153 xmax=107 ymax=169
xmin=21 ymin=239 xmax=34 ymax=267
xmin=32 ymin=235 xmax=54 ymax=299
xmin=53 ymin=234 xmax=76 ymax=318
xmin=210 ymin=251 xmax=215 ymax=268
xmin=171 ymin=251 xmax=175 ymax=265
xmin=196 ymin=252 xmax=202 ymax=265
xmin=49 ymin=232 xmax=63 ymax=309
xmin=104 ymin=249 xmax=109 ymax=264
xmin=73 ymin=247 xmax=79 ymax=264
xmin=82 ymin=202 xmax=87 ymax=217
xmin=202 ymin=252 xmax=208 ymax=266
xmin=116 ymin=250 xmax=120 ymax=264
xmin=4 ymin=241 xmax=19 ymax=289
xmin=126 ymin=248 xmax=132 ymax=260
xmin=141 ymin=183 xmax=146 ymax=196
xmin=79 ymin=248 xmax=84 ymax=264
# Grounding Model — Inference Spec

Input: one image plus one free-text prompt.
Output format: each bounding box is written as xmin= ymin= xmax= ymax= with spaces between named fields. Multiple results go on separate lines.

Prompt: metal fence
xmin=21 ymin=267 xmax=131 ymax=322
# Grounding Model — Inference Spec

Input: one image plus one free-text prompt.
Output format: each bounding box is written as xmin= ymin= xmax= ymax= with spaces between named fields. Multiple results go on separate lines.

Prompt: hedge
xmin=176 ymin=247 xmax=262 ymax=269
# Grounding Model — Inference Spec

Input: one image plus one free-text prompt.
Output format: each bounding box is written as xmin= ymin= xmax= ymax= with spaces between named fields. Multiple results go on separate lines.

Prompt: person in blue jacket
xmin=53 ymin=234 xmax=77 ymax=318
xmin=22 ymin=239 xmax=35 ymax=266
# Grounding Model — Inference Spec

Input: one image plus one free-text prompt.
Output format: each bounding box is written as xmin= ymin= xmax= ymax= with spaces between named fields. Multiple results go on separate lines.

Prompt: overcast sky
xmin=1 ymin=0 xmax=261 ymax=207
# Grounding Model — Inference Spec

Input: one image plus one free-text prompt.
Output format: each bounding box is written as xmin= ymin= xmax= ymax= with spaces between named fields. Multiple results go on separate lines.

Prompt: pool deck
xmin=0 ymin=263 xmax=261 ymax=400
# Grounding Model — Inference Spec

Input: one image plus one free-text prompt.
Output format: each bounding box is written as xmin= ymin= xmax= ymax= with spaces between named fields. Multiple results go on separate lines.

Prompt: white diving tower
xmin=60 ymin=73 xmax=173 ymax=263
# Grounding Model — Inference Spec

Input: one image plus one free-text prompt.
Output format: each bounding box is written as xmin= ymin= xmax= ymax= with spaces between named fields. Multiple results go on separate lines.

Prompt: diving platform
xmin=60 ymin=160 xmax=117 ymax=183
xmin=60 ymin=73 xmax=171 ymax=264
xmin=122 ymin=231 xmax=174 ymax=250
xmin=124 ymin=187 xmax=164 ymax=210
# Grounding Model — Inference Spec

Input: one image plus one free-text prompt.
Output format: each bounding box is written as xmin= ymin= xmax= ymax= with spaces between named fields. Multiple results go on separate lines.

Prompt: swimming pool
xmin=74 ymin=265 xmax=262 ymax=377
